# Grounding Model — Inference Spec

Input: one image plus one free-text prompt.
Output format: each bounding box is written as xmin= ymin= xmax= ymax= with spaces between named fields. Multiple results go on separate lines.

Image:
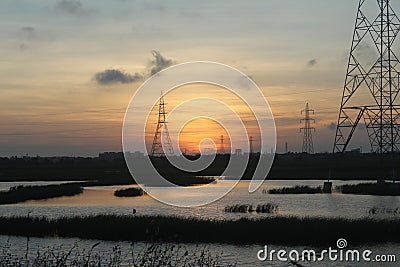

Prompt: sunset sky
xmin=2 ymin=0 xmax=397 ymax=156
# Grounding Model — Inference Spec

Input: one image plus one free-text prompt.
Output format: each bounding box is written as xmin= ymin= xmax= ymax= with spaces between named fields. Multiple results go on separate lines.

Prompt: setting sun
xmin=144 ymin=83 xmax=262 ymax=155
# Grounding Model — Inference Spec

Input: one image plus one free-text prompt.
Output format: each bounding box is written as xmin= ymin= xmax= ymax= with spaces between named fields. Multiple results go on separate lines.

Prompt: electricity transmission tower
xmin=150 ymin=92 xmax=173 ymax=157
xmin=249 ymin=136 xmax=254 ymax=154
xmin=333 ymin=0 xmax=400 ymax=153
xmin=301 ymin=103 xmax=315 ymax=154
xmin=219 ymin=135 xmax=225 ymax=154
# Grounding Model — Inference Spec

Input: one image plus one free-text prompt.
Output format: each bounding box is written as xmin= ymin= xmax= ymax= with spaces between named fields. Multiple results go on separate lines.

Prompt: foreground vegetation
xmin=0 ymin=241 xmax=234 ymax=267
xmin=1 ymin=215 xmax=399 ymax=246
xmin=0 ymin=184 xmax=83 ymax=205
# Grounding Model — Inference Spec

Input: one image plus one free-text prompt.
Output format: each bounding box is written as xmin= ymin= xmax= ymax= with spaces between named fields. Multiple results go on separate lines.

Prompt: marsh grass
xmin=267 ymin=186 xmax=323 ymax=194
xmin=224 ymin=203 xmax=278 ymax=213
xmin=368 ymin=207 xmax=400 ymax=215
xmin=0 ymin=239 xmax=234 ymax=267
xmin=338 ymin=181 xmax=400 ymax=196
xmin=1 ymin=215 xmax=400 ymax=246
xmin=0 ymin=184 xmax=83 ymax=205
xmin=114 ymin=187 xmax=145 ymax=197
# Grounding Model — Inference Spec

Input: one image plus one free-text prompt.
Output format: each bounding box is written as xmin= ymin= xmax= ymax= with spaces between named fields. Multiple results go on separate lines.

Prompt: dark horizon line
xmin=2 ymin=150 xmax=399 ymax=159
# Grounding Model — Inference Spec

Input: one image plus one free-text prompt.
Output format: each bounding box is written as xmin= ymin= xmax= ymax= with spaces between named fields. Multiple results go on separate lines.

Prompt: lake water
xmin=1 ymin=180 xmax=400 ymax=266
xmin=1 ymin=180 xmax=400 ymax=220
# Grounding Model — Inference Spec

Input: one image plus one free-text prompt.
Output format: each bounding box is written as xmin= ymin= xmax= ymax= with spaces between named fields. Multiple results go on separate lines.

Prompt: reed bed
xmin=368 ymin=207 xmax=400 ymax=215
xmin=0 ymin=240 xmax=234 ymax=267
xmin=224 ymin=203 xmax=278 ymax=213
xmin=114 ymin=187 xmax=145 ymax=197
xmin=1 ymin=215 xmax=399 ymax=246
xmin=338 ymin=181 xmax=400 ymax=196
xmin=267 ymin=186 xmax=323 ymax=194
xmin=0 ymin=184 xmax=83 ymax=205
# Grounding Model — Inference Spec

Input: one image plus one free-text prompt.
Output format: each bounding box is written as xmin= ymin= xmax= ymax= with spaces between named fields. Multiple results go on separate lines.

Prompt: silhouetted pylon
xmin=150 ymin=92 xmax=173 ymax=157
xmin=333 ymin=0 xmax=400 ymax=153
xmin=301 ymin=103 xmax=315 ymax=154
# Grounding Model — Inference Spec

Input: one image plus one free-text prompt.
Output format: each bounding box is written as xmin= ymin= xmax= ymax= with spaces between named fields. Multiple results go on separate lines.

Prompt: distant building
xmin=126 ymin=151 xmax=145 ymax=158
xmin=99 ymin=151 xmax=146 ymax=161
xmin=348 ymin=148 xmax=362 ymax=154
xmin=98 ymin=152 xmax=124 ymax=161
xmin=235 ymin=149 xmax=243 ymax=156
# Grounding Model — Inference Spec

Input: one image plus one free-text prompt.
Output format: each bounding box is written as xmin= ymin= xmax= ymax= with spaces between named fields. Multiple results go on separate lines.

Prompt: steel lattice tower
xmin=219 ymin=135 xmax=225 ymax=154
xmin=150 ymin=92 xmax=173 ymax=157
xmin=301 ymin=103 xmax=315 ymax=154
xmin=333 ymin=0 xmax=400 ymax=153
xmin=249 ymin=136 xmax=254 ymax=154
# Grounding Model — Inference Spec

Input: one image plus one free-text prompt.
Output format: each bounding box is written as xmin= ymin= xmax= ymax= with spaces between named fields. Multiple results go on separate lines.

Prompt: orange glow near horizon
xmin=178 ymin=117 xmax=230 ymax=154
xmin=144 ymin=83 xmax=262 ymax=154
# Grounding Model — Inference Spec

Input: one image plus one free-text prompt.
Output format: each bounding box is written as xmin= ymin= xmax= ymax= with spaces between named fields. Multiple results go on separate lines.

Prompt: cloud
xmin=94 ymin=69 xmax=143 ymax=85
xmin=149 ymin=50 xmax=174 ymax=75
xmin=341 ymin=42 xmax=378 ymax=65
xmin=20 ymin=27 xmax=35 ymax=39
xmin=55 ymin=0 xmax=86 ymax=15
xmin=327 ymin=122 xmax=366 ymax=131
xmin=355 ymin=43 xmax=374 ymax=57
xmin=143 ymin=2 xmax=166 ymax=13
xmin=357 ymin=123 xmax=366 ymax=130
xmin=179 ymin=9 xmax=201 ymax=18
xmin=93 ymin=51 xmax=175 ymax=85
xmin=19 ymin=43 xmax=29 ymax=51
xmin=15 ymin=27 xmax=35 ymax=51
xmin=327 ymin=122 xmax=336 ymax=130
xmin=307 ymin=59 xmax=317 ymax=67
xmin=355 ymin=43 xmax=378 ymax=65
xmin=16 ymin=26 xmax=53 ymax=51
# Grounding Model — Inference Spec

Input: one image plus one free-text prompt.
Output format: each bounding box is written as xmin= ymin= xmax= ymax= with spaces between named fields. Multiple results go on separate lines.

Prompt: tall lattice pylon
xmin=150 ymin=92 xmax=173 ymax=157
xmin=249 ymin=136 xmax=254 ymax=154
xmin=219 ymin=135 xmax=225 ymax=154
xmin=301 ymin=103 xmax=315 ymax=154
xmin=333 ymin=0 xmax=400 ymax=153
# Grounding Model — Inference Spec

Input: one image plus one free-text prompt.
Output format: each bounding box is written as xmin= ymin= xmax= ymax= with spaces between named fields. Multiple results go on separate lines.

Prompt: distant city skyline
xmin=2 ymin=0 xmax=399 ymax=156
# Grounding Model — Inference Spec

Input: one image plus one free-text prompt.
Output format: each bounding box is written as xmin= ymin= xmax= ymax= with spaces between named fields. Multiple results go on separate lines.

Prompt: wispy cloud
xmin=15 ymin=26 xmax=53 ymax=51
xmin=20 ymin=27 xmax=36 ymax=40
xmin=94 ymin=69 xmax=143 ymax=85
xmin=307 ymin=59 xmax=317 ymax=67
xmin=19 ymin=43 xmax=29 ymax=51
xmin=149 ymin=50 xmax=174 ymax=75
xmin=55 ymin=0 xmax=87 ymax=16
xmin=327 ymin=122 xmax=367 ymax=131
xmin=17 ymin=26 xmax=36 ymax=51
xmin=327 ymin=122 xmax=336 ymax=130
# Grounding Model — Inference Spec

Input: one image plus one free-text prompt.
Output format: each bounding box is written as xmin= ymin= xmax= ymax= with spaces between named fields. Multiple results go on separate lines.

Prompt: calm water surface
xmin=1 ymin=180 xmax=400 ymax=266
xmin=1 ymin=180 xmax=400 ymax=220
